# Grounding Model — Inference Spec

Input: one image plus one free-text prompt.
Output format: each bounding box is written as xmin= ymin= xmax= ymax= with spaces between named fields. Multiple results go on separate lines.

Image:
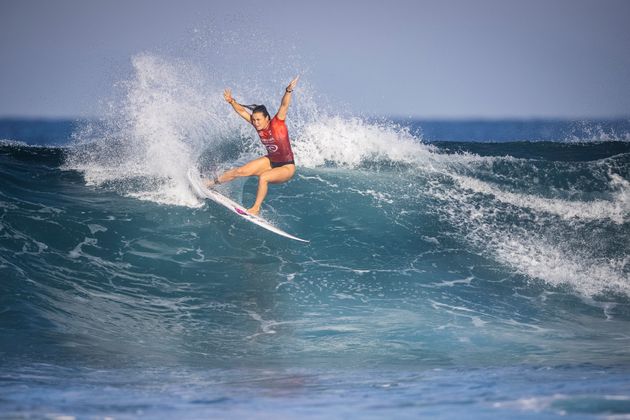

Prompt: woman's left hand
xmin=286 ymin=76 xmax=299 ymax=92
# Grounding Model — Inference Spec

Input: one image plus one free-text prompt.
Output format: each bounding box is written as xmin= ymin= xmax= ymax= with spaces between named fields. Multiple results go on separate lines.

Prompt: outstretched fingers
xmin=287 ymin=76 xmax=299 ymax=91
xmin=223 ymin=89 xmax=233 ymax=103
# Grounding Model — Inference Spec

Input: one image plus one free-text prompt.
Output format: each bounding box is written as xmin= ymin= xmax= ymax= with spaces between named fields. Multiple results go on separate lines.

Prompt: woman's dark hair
xmin=242 ymin=104 xmax=270 ymax=119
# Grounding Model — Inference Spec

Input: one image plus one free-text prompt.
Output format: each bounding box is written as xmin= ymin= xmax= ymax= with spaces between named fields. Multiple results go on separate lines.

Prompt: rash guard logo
xmin=266 ymin=145 xmax=278 ymax=153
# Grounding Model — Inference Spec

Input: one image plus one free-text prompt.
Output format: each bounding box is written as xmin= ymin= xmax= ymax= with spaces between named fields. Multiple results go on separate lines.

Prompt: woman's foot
xmin=203 ymin=174 xmax=221 ymax=188
xmin=246 ymin=206 xmax=260 ymax=216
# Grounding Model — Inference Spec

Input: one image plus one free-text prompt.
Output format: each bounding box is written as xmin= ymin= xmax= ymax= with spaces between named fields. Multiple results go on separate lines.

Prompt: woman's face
xmin=251 ymin=112 xmax=270 ymax=130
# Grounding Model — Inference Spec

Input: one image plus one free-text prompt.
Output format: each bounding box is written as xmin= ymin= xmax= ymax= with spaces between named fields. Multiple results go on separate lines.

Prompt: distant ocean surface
xmin=3 ymin=116 xmax=630 ymax=144
xmin=1 ymin=62 xmax=629 ymax=418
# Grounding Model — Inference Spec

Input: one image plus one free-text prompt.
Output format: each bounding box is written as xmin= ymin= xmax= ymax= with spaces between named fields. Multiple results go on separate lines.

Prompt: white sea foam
xmin=451 ymin=173 xmax=628 ymax=224
xmin=492 ymin=233 xmax=629 ymax=296
xmin=435 ymin=171 xmax=630 ymax=297
xmin=565 ymin=120 xmax=630 ymax=143
xmin=87 ymin=224 xmax=107 ymax=234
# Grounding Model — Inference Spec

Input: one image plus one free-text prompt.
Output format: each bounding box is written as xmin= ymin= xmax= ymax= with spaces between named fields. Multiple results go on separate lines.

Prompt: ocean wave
xmin=39 ymin=53 xmax=629 ymax=302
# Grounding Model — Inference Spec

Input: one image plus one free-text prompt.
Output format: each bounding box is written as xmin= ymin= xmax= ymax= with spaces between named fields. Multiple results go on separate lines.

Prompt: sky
xmin=1 ymin=0 xmax=629 ymax=119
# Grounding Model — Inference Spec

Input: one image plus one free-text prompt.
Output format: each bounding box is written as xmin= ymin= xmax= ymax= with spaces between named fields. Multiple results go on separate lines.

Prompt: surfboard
xmin=187 ymin=167 xmax=309 ymax=243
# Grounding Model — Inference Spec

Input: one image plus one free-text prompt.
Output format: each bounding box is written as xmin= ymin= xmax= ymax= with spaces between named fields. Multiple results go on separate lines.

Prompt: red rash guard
xmin=256 ymin=116 xmax=295 ymax=163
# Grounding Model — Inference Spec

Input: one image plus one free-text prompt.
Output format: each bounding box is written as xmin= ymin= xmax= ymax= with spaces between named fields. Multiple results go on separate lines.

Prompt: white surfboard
xmin=187 ymin=168 xmax=309 ymax=243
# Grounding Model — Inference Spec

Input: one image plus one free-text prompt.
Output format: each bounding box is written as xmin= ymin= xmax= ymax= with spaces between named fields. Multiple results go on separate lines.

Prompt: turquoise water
xmin=2 ymin=119 xmax=629 ymax=418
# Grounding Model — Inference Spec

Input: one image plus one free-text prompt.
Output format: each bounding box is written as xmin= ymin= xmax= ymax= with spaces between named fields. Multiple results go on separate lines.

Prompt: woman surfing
xmin=205 ymin=76 xmax=299 ymax=216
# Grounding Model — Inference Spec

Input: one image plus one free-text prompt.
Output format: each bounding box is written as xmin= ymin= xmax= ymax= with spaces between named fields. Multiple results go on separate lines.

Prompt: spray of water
xmin=66 ymin=54 xmax=241 ymax=205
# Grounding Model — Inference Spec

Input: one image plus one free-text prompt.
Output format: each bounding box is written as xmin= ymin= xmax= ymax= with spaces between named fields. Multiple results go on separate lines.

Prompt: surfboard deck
xmin=187 ymin=168 xmax=309 ymax=243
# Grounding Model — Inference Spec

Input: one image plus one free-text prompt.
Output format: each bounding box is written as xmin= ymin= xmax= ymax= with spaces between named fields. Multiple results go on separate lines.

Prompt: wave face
xmin=2 ymin=55 xmax=630 ymax=418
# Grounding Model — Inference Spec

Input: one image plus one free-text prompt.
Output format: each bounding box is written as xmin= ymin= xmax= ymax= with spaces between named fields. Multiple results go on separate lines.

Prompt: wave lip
xmin=293 ymin=116 xmax=436 ymax=168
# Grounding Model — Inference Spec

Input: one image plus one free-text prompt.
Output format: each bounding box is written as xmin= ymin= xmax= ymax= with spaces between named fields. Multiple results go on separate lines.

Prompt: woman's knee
xmin=234 ymin=167 xmax=250 ymax=177
xmin=259 ymin=172 xmax=271 ymax=183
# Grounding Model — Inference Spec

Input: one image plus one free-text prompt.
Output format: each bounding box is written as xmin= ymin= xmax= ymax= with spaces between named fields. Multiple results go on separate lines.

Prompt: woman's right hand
xmin=223 ymin=89 xmax=234 ymax=104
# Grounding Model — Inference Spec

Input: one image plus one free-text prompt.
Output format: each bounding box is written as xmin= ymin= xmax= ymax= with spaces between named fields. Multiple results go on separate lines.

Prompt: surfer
xmin=205 ymin=76 xmax=299 ymax=216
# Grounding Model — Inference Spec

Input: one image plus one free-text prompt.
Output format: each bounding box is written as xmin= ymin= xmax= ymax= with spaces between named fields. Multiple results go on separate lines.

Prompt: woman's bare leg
xmin=204 ymin=157 xmax=271 ymax=187
xmin=247 ymin=164 xmax=295 ymax=215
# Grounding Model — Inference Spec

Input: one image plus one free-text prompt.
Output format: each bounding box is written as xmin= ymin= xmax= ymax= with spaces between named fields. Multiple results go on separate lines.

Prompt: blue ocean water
xmin=1 ymin=59 xmax=630 ymax=418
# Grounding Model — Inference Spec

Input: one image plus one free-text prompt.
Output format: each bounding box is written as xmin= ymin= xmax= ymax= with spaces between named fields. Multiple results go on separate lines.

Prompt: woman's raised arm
xmin=224 ymin=89 xmax=251 ymax=123
xmin=276 ymin=76 xmax=299 ymax=121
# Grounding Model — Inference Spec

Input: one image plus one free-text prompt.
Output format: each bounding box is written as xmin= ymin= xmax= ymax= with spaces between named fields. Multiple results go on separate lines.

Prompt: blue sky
xmin=1 ymin=0 xmax=629 ymax=119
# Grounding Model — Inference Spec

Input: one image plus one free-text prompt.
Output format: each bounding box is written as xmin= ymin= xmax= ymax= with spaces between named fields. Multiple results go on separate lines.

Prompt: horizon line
xmin=1 ymin=114 xmax=629 ymax=122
